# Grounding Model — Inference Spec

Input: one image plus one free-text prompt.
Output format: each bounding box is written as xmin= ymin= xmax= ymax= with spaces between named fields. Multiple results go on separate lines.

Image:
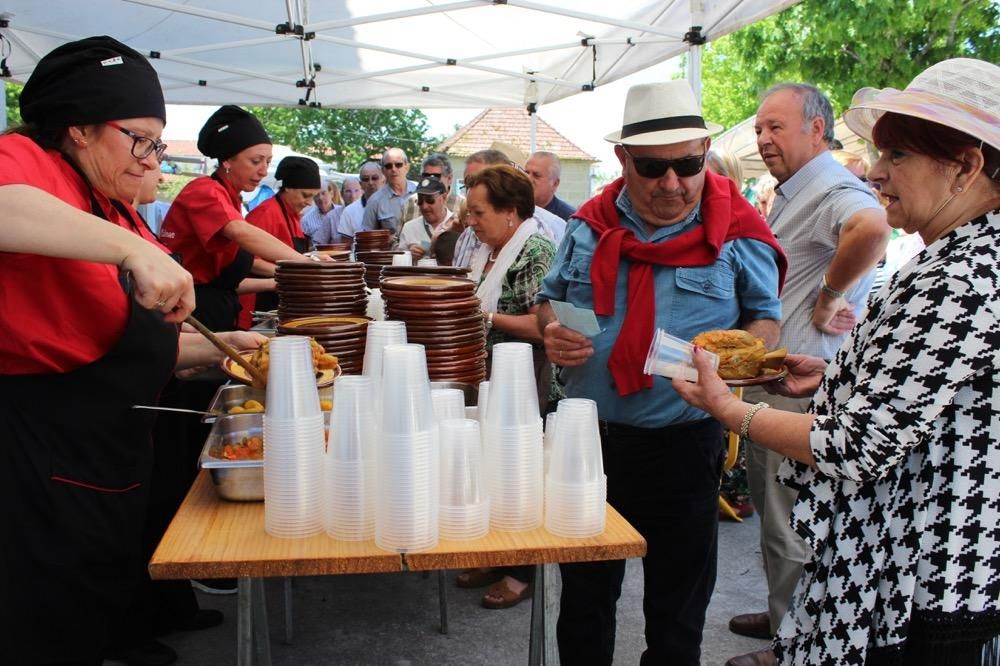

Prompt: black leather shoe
xmin=728 ymin=611 xmax=773 ymax=639
xmin=105 ymin=639 xmax=177 ymax=666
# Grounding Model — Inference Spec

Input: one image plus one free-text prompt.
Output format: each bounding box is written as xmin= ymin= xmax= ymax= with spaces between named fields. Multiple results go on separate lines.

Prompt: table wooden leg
xmin=437 ymin=570 xmax=449 ymax=634
xmin=237 ymin=577 xmax=253 ymax=666
xmin=251 ymin=578 xmax=273 ymax=666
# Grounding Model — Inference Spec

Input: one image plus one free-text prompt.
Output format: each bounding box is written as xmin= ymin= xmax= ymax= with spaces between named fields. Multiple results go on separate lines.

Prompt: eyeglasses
xmin=383 ymin=161 xmax=406 ymax=170
xmin=359 ymin=175 xmax=381 ymax=182
xmin=417 ymin=194 xmax=440 ymax=205
xmin=106 ymin=121 xmax=167 ymax=161
xmin=421 ymin=172 xmax=443 ymax=179
xmin=622 ymin=146 xmax=705 ymax=179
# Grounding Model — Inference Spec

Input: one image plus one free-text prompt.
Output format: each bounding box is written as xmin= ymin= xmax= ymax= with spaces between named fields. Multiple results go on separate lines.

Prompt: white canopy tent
xmin=712 ymin=113 xmax=872 ymax=180
xmin=1 ymin=0 xmax=800 ymax=114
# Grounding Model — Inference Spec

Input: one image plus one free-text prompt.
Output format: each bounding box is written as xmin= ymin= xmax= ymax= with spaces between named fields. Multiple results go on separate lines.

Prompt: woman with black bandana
xmin=0 ymin=36 xmax=261 ymax=665
xmin=159 ymin=105 xmax=311 ymax=332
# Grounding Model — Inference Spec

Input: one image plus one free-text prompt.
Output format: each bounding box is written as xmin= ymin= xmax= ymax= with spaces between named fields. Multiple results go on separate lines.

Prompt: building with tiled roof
xmin=437 ymin=108 xmax=598 ymax=207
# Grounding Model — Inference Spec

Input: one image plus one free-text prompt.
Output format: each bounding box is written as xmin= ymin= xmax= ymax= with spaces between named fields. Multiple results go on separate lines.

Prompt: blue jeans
xmin=557 ymin=418 xmax=725 ymax=666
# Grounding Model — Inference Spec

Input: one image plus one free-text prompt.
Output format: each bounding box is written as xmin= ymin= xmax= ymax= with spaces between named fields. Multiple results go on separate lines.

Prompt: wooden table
xmin=151 ymin=472 xmax=646 ymax=665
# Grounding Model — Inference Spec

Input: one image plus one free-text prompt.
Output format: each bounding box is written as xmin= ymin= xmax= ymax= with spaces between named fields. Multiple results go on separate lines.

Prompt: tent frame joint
xmin=683 ymin=26 xmax=706 ymax=45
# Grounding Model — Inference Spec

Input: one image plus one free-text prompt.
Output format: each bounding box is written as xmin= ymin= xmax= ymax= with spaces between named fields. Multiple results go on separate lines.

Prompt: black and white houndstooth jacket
xmin=773 ymin=214 xmax=1000 ymax=664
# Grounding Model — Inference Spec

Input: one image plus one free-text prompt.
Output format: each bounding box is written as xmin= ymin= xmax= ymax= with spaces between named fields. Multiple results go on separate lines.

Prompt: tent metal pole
xmin=686 ymin=0 xmax=705 ymax=103
xmin=530 ymin=113 xmax=537 ymax=154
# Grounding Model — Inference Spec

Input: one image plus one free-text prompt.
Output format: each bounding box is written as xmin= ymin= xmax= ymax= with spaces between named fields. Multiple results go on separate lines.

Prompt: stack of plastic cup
xmin=263 ymin=336 xmax=324 ymax=538
xmin=483 ymin=343 xmax=544 ymax=531
xmin=323 ymin=376 xmax=376 ymax=541
xmin=544 ymin=398 xmax=606 ymax=538
xmin=391 ymin=251 xmax=413 ymax=266
xmin=362 ymin=320 xmax=407 ymax=399
xmin=432 ymin=388 xmax=466 ymax=423
xmin=375 ymin=344 xmax=439 ymax=553
xmin=366 ymin=288 xmax=385 ymax=321
xmin=417 ymin=257 xmax=438 ymax=267
xmin=438 ymin=418 xmax=490 ymax=540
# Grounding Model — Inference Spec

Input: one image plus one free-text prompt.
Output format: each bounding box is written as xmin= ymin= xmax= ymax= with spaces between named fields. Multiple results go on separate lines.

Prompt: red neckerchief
xmin=575 ymin=171 xmax=787 ymax=396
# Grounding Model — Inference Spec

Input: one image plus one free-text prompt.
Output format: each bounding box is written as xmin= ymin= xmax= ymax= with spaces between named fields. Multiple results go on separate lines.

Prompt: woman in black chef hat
xmin=159 ymin=105 xmax=313 ymax=332
xmin=0 ymin=36 xmax=262 ymax=665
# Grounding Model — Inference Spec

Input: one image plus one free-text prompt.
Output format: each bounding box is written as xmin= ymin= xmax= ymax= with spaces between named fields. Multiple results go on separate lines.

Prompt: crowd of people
xmin=1 ymin=31 xmax=997 ymax=666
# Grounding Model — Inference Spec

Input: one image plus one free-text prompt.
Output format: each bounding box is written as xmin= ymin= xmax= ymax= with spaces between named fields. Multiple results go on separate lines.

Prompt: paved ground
xmin=107 ymin=514 xmax=771 ymax=666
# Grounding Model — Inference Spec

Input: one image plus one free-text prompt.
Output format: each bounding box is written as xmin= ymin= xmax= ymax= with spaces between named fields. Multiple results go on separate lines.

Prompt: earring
xmin=225 ymin=166 xmax=231 ymax=175
xmin=956 ymin=186 xmax=964 ymax=193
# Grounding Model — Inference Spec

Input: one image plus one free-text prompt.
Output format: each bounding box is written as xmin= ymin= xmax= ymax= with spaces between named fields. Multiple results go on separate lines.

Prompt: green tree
xmin=701 ymin=0 xmax=1000 ymax=129
xmin=248 ymin=106 xmax=442 ymax=175
xmin=5 ymin=81 xmax=22 ymax=127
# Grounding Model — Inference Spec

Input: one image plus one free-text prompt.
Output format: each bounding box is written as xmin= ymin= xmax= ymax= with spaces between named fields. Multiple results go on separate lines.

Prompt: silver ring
xmin=155 ymin=299 xmax=167 ymax=308
xmin=559 ymin=350 xmax=564 ymax=359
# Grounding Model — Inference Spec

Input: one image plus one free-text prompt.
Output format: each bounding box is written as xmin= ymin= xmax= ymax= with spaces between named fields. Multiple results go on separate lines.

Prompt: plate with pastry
xmin=221 ymin=337 xmax=342 ymax=388
xmin=690 ymin=329 xmax=788 ymax=386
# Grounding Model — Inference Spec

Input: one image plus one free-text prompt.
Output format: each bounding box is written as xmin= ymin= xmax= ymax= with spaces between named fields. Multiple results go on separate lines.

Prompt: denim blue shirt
xmin=536 ymin=189 xmax=782 ymax=428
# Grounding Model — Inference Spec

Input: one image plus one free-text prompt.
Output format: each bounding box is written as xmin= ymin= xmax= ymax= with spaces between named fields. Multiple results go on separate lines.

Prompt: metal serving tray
xmin=203 ymin=383 xmax=333 ymax=423
xmin=199 ymin=413 xmax=264 ymax=501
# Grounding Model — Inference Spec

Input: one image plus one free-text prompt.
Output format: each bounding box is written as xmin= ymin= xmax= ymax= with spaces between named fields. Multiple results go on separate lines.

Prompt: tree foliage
xmin=701 ymin=0 xmax=1000 ymax=129
xmin=248 ymin=106 xmax=442 ymax=175
xmin=5 ymin=81 xmax=22 ymax=127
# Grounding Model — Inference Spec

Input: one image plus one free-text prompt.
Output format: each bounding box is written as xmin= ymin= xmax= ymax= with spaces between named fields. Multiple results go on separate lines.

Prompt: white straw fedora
xmin=843 ymin=58 xmax=1000 ymax=152
xmin=605 ymin=80 xmax=722 ymax=146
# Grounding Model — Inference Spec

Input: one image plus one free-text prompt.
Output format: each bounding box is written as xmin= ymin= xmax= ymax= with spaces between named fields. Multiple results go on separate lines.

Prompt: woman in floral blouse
xmin=675 ymin=58 xmax=1000 ymax=665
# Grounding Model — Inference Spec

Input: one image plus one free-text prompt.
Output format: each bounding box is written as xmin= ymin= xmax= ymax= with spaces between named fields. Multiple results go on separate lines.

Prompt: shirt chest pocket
xmin=674 ymin=265 xmax=735 ymax=300
xmin=560 ymin=251 xmax=595 ymax=310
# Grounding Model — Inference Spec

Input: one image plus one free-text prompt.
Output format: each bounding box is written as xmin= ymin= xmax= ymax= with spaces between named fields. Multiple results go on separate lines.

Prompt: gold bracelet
xmin=739 ymin=402 xmax=770 ymax=440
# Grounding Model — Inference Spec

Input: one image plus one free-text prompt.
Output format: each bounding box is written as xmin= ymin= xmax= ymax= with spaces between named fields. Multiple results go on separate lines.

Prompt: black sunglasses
xmin=359 ymin=175 xmax=381 ymax=182
xmin=107 ymin=121 xmax=167 ymax=161
xmin=421 ymin=172 xmax=442 ymax=179
xmin=417 ymin=194 xmax=439 ymax=204
xmin=622 ymin=146 xmax=705 ymax=179
xmin=383 ymin=161 xmax=406 ymax=170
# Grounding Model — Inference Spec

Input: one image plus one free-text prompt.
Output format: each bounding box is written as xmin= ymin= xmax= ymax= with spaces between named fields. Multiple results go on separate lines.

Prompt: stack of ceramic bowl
xmin=544 ymin=398 xmax=606 ymax=538
xmin=354 ymin=229 xmax=393 ymax=252
xmin=315 ymin=242 xmax=353 ymax=252
xmin=483 ymin=342 xmax=544 ymax=531
xmin=323 ymin=376 xmax=376 ymax=541
xmin=380 ymin=264 xmax=470 ymax=281
xmin=438 ymin=418 xmax=490 ymax=541
xmin=381 ymin=276 xmax=487 ymax=384
xmin=274 ymin=260 xmax=367 ymax=322
xmin=375 ymin=344 xmax=439 ymax=553
xmin=263 ymin=336 xmax=325 ymax=538
xmin=356 ymin=250 xmax=406 ymax=289
xmin=277 ymin=315 xmax=370 ymax=375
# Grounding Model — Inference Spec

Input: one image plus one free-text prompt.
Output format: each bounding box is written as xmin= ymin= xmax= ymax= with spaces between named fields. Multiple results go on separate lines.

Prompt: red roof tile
xmin=437 ymin=108 xmax=596 ymax=162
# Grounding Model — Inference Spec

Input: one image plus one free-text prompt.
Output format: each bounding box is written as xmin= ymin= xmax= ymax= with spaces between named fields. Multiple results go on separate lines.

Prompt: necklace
xmin=488 ymin=247 xmax=501 ymax=262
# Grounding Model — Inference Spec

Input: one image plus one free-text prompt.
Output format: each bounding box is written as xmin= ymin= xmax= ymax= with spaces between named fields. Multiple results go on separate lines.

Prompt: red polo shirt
xmin=159 ymin=173 xmax=244 ymax=284
xmin=0 ymin=134 xmax=170 ymax=374
xmin=246 ymin=194 xmax=302 ymax=247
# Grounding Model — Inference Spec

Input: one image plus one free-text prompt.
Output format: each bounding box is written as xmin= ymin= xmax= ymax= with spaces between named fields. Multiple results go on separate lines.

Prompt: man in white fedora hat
xmin=534 ymin=79 xmax=787 ymax=664
xmin=723 ymin=83 xmax=889 ymax=666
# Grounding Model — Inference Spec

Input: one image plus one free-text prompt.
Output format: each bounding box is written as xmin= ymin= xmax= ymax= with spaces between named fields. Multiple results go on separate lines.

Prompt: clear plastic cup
xmin=265 ymin=336 xmax=322 ymax=419
xmin=547 ymin=399 xmax=603 ymax=484
xmin=363 ymin=321 xmax=407 ymax=379
xmin=432 ymin=389 xmax=466 ymax=424
xmin=476 ymin=381 xmax=490 ymax=427
xmin=417 ymin=257 xmax=438 ymax=267
xmin=329 ymin=376 xmax=375 ymax=461
xmin=380 ymin=344 xmax=434 ymax=436
xmin=391 ymin=251 xmax=413 ymax=266
xmin=439 ymin=419 xmax=485 ymax=506
xmin=643 ymin=328 xmax=720 ymax=381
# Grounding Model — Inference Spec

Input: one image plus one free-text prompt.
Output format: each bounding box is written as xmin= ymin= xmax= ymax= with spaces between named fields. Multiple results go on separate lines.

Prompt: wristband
xmin=820 ymin=274 xmax=845 ymax=299
xmin=739 ymin=402 xmax=770 ymax=440
xmin=485 ymin=311 xmax=494 ymax=330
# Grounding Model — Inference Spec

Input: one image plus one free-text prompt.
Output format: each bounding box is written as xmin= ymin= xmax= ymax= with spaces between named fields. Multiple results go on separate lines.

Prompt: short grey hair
xmin=421 ymin=151 xmax=453 ymax=177
xmin=762 ymin=83 xmax=835 ymax=145
xmin=529 ymin=151 xmax=562 ymax=179
xmin=341 ymin=176 xmax=360 ymax=191
xmin=466 ymin=149 xmax=510 ymax=166
xmin=359 ymin=160 xmax=381 ymax=175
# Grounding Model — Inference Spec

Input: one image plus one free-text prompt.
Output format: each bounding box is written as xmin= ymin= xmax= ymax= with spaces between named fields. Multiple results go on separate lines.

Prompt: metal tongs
xmin=185 ymin=315 xmax=268 ymax=387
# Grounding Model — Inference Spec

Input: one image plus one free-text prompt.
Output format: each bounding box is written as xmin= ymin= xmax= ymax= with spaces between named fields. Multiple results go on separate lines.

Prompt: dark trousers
xmin=557 ymin=418 xmax=725 ymax=666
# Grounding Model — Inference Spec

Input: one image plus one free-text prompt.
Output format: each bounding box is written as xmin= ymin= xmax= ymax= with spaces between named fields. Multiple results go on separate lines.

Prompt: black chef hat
xmin=197 ymin=105 xmax=271 ymax=160
xmin=275 ymin=156 xmax=321 ymax=189
xmin=20 ymin=36 xmax=166 ymax=127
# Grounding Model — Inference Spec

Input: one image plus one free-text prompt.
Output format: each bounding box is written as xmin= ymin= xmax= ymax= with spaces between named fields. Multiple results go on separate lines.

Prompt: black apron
xmin=0 ymin=274 xmax=177 ymax=664
xmin=255 ymin=196 xmax=310 ymax=314
xmin=191 ymin=174 xmax=256 ymax=332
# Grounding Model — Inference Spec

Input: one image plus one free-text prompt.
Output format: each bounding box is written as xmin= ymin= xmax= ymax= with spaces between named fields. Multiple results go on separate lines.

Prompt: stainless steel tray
xmin=203 ymin=383 xmax=333 ymax=422
xmin=199 ymin=413 xmax=264 ymax=501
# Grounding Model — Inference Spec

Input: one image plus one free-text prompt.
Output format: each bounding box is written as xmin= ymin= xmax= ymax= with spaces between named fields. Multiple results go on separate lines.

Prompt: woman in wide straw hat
xmin=674 ymin=58 xmax=1000 ymax=664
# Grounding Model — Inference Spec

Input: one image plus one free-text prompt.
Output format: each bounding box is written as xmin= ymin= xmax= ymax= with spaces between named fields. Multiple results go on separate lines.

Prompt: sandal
xmin=455 ymin=567 xmax=503 ymax=589
xmin=481 ymin=578 xmax=532 ymax=609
